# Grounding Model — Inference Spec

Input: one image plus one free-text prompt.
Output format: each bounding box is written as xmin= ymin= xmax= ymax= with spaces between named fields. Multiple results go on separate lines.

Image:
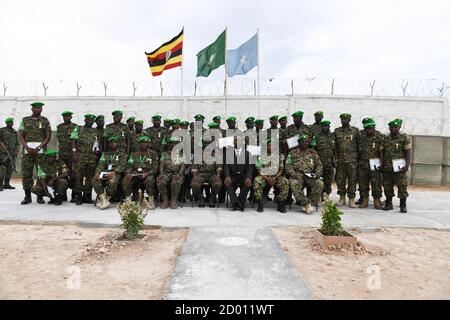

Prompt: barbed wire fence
xmin=1 ymin=78 xmax=450 ymax=98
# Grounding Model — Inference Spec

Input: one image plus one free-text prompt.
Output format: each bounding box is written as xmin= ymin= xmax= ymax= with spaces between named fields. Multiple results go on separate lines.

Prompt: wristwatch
xmin=36 ymin=146 xmax=41 ymax=151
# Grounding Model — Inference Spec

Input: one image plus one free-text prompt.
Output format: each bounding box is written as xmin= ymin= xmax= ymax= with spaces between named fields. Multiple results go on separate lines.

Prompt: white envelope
xmin=247 ymin=145 xmax=261 ymax=156
xmin=286 ymin=135 xmax=299 ymax=150
xmin=392 ymin=159 xmax=406 ymax=172
xmin=219 ymin=136 xmax=234 ymax=149
xmin=369 ymin=158 xmax=381 ymax=172
xmin=26 ymin=142 xmax=43 ymax=154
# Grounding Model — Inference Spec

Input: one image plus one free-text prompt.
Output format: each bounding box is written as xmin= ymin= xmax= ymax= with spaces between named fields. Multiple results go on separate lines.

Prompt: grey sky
xmin=1 ymin=0 xmax=449 ymax=82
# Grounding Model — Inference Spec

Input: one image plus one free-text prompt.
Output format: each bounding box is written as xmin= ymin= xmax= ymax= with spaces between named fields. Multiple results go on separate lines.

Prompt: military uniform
xmin=122 ymin=148 xmax=159 ymax=200
xmin=266 ymin=128 xmax=287 ymax=158
xmin=157 ymin=151 xmax=184 ymax=208
xmin=191 ymin=160 xmax=222 ymax=207
xmin=286 ymin=147 xmax=324 ymax=209
xmin=0 ymin=124 xmax=19 ymax=188
xmin=57 ymin=120 xmax=78 ymax=199
xmin=309 ymin=123 xmax=322 ymax=138
xmin=334 ymin=125 xmax=360 ymax=200
xmin=286 ymin=123 xmax=312 ymax=139
xmin=104 ymin=123 xmax=130 ymax=154
xmin=254 ymin=154 xmax=289 ymax=202
xmin=129 ymin=131 xmax=147 ymax=153
xmin=31 ymin=159 xmax=69 ymax=199
xmin=92 ymin=150 xmax=127 ymax=198
xmin=358 ymin=130 xmax=384 ymax=200
xmin=314 ymin=130 xmax=335 ymax=196
xmin=146 ymin=126 xmax=168 ymax=154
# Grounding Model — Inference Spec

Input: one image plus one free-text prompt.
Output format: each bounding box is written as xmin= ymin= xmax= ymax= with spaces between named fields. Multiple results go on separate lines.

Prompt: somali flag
xmin=226 ymin=33 xmax=258 ymax=77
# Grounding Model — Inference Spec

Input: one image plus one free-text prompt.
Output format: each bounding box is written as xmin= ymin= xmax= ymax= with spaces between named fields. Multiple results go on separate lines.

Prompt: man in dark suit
xmin=224 ymin=136 xmax=254 ymax=211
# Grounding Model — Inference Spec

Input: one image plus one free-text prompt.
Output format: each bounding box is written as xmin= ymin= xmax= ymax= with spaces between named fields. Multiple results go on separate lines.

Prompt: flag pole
xmin=257 ymin=28 xmax=261 ymax=118
xmin=180 ymin=27 xmax=184 ymax=97
xmin=224 ymin=27 xmax=228 ymax=97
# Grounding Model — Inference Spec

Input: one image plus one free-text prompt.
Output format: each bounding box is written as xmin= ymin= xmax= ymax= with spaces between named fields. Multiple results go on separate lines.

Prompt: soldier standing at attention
xmin=95 ymin=115 xmax=105 ymax=152
xmin=254 ymin=119 xmax=265 ymax=145
xmin=310 ymin=111 xmax=324 ymax=138
xmin=32 ymin=149 xmax=70 ymax=206
xmin=285 ymin=134 xmax=324 ymax=214
xmin=245 ymin=117 xmax=255 ymax=131
xmin=0 ymin=118 xmax=20 ymax=191
xmin=122 ymin=135 xmax=159 ymax=209
xmin=18 ymin=102 xmax=52 ymax=205
xmin=254 ymin=140 xmax=289 ymax=213
xmin=129 ymin=120 xmax=146 ymax=153
xmin=146 ymin=115 xmax=167 ymax=155
xmin=358 ymin=118 xmax=384 ymax=209
xmin=287 ymin=111 xmax=311 ymax=139
xmin=267 ymin=115 xmax=287 ymax=158
xmin=163 ymin=118 xmax=172 ymax=131
xmin=104 ymin=110 xmax=130 ymax=157
xmin=126 ymin=117 xmax=135 ymax=134
xmin=313 ymin=120 xmax=335 ymax=201
xmin=381 ymin=119 xmax=411 ymax=213
xmin=278 ymin=116 xmax=288 ymax=131
xmin=212 ymin=116 xmax=223 ymax=131
xmin=93 ymin=136 xmax=127 ymax=210
xmin=334 ymin=113 xmax=360 ymax=208
xmin=71 ymin=114 xmax=101 ymax=205
xmin=56 ymin=110 xmax=78 ymax=202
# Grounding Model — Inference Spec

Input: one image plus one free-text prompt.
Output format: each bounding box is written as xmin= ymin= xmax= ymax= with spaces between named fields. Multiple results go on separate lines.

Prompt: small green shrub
xmin=320 ymin=200 xmax=344 ymax=236
xmin=118 ymin=193 xmax=148 ymax=240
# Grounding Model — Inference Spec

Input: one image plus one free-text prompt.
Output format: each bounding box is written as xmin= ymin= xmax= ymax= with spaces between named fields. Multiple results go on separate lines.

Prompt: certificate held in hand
xmin=286 ymin=135 xmax=299 ymax=150
xmin=392 ymin=158 xmax=407 ymax=173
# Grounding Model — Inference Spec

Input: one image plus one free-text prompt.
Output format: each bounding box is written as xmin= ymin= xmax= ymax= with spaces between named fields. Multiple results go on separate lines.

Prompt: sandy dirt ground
xmin=273 ymin=227 xmax=450 ymax=300
xmin=0 ymin=224 xmax=187 ymax=300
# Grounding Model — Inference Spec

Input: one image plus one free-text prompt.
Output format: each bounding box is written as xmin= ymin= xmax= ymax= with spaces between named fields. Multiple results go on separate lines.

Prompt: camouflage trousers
xmin=322 ymin=163 xmax=334 ymax=195
xmin=21 ymin=153 xmax=45 ymax=190
xmin=157 ymin=174 xmax=183 ymax=198
xmin=254 ymin=176 xmax=289 ymax=202
xmin=31 ymin=178 xmax=69 ymax=197
xmin=191 ymin=174 xmax=222 ymax=203
xmin=60 ymin=155 xmax=74 ymax=190
xmin=74 ymin=160 xmax=97 ymax=193
xmin=383 ymin=171 xmax=409 ymax=199
xmin=122 ymin=174 xmax=156 ymax=197
xmin=336 ymin=162 xmax=358 ymax=198
xmin=290 ymin=175 xmax=324 ymax=206
xmin=358 ymin=166 xmax=383 ymax=198
xmin=92 ymin=174 xmax=123 ymax=197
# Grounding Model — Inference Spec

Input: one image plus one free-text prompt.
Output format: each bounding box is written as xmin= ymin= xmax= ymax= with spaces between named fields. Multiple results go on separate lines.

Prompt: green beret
xmin=84 ymin=114 xmax=96 ymax=121
xmin=45 ymin=149 xmax=58 ymax=157
xmin=292 ymin=111 xmax=304 ymax=118
xmin=126 ymin=117 xmax=135 ymax=123
xmin=61 ymin=111 xmax=73 ymax=117
xmin=362 ymin=117 xmax=373 ymax=125
xmin=226 ymin=116 xmax=237 ymax=122
xmin=269 ymin=115 xmax=279 ymax=121
xmin=108 ymin=135 xmax=120 ymax=142
xmin=135 ymin=120 xmax=144 ymax=126
xmin=208 ymin=122 xmax=220 ymax=129
xmin=279 ymin=116 xmax=287 ymax=121
xmin=112 ymin=110 xmax=123 ymax=116
xmin=364 ymin=122 xmax=376 ymax=129
xmin=138 ymin=135 xmax=151 ymax=143
xmin=164 ymin=118 xmax=172 ymax=123
xmin=95 ymin=115 xmax=104 ymax=121
xmin=320 ymin=120 xmax=331 ymax=126
xmin=388 ymin=119 xmax=402 ymax=127
xmin=4 ymin=118 xmax=14 ymax=123
xmin=298 ymin=134 xmax=310 ymax=142
xmin=31 ymin=102 xmax=44 ymax=108
xmin=152 ymin=115 xmax=162 ymax=120
xmin=172 ymin=119 xmax=181 ymax=125
xmin=340 ymin=113 xmax=352 ymax=119
xmin=181 ymin=121 xmax=190 ymax=127
xmin=245 ymin=117 xmax=255 ymax=124
xmin=213 ymin=116 xmax=221 ymax=121
xmin=314 ymin=111 xmax=324 ymax=116
xmin=194 ymin=114 xmax=205 ymax=121
xmin=255 ymin=119 xmax=264 ymax=126
xmin=170 ymin=136 xmax=182 ymax=142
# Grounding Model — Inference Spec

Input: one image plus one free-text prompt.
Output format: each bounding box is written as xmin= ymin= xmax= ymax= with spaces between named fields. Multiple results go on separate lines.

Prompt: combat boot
xmin=359 ymin=197 xmax=369 ymax=208
xmin=48 ymin=197 xmax=56 ymax=204
xmin=304 ymin=203 xmax=314 ymax=215
xmin=337 ymin=195 xmax=346 ymax=206
xmin=348 ymin=198 xmax=356 ymax=208
xmin=70 ymin=191 xmax=77 ymax=203
xmin=170 ymin=194 xmax=178 ymax=209
xmin=198 ymin=195 xmax=206 ymax=208
xmin=147 ymin=196 xmax=156 ymax=210
xmin=278 ymin=201 xmax=287 ymax=214
xmin=257 ymin=200 xmax=264 ymax=213
xmin=355 ymin=197 xmax=362 ymax=205
xmin=0 ymin=180 xmax=3 ymax=192
xmin=4 ymin=179 xmax=15 ymax=189
xmin=21 ymin=189 xmax=32 ymax=205
xmin=37 ymin=196 xmax=45 ymax=204
xmin=83 ymin=192 xmax=94 ymax=204
xmin=382 ymin=197 xmax=393 ymax=211
xmin=54 ymin=194 xmax=63 ymax=206
xmin=160 ymin=194 xmax=169 ymax=209
xmin=373 ymin=198 xmax=382 ymax=210
xmin=76 ymin=192 xmax=83 ymax=206
xmin=208 ymin=195 xmax=217 ymax=208
xmin=400 ymin=198 xmax=407 ymax=213
xmin=61 ymin=192 xmax=68 ymax=202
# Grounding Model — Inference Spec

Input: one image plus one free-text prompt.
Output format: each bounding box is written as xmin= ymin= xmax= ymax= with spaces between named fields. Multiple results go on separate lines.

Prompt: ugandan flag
xmin=145 ymin=29 xmax=183 ymax=77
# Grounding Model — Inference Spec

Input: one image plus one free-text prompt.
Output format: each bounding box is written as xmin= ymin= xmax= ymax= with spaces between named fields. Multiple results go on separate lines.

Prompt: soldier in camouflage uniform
xmin=126 ymin=117 xmax=135 ymax=134
xmin=104 ymin=110 xmax=130 ymax=156
xmin=278 ymin=116 xmax=288 ymax=131
xmin=146 ymin=115 xmax=168 ymax=155
xmin=18 ymin=102 xmax=52 ymax=205
xmin=0 ymin=118 xmax=19 ymax=191
xmin=287 ymin=111 xmax=312 ymax=140
xmin=95 ymin=115 xmax=105 ymax=151
xmin=254 ymin=140 xmax=289 ymax=213
xmin=56 ymin=111 xmax=78 ymax=202
xmin=358 ymin=118 xmax=384 ymax=209
xmin=31 ymin=149 xmax=69 ymax=205
xmin=381 ymin=119 xmax=411 ymax=213
xmin=92 ymin=136 xmax=127 ymax=210
xmin=122 ymin=135 xmax=159 ymax=209
xmin=129 ymin=120 xmax=146 ymax=153
xmin=191 ymin=140 xmax=223 ymax=208
xmin=334 ymin=113 xmax=360 ymax=208
xmin=313 ymin=120 xmax=335 ymax=200
xmin=71 ymin=114 xmax=101 ymax=205
xmin=310 ymin=111 xmax=324 ymax=138
xmin=157 ymin=136 xmax=186 ymax=209
xmin=267 ymin=115 xmax=287 ymax=158
xmin=285 ymin=134 xmax=324 ymax=214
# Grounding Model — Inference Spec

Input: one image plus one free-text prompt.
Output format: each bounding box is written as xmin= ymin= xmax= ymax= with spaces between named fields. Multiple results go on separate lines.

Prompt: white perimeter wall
xmin=0 ymin=95 xmax=448 ymax=136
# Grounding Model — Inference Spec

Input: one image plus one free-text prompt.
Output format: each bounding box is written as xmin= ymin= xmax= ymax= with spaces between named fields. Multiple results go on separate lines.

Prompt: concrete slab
xmin=164 ymin=227 xmax=312 ymax=300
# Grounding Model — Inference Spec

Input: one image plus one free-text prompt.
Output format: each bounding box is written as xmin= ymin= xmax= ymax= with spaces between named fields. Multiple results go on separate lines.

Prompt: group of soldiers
xmin=0 ymin=101 xmax=411 ymax=214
